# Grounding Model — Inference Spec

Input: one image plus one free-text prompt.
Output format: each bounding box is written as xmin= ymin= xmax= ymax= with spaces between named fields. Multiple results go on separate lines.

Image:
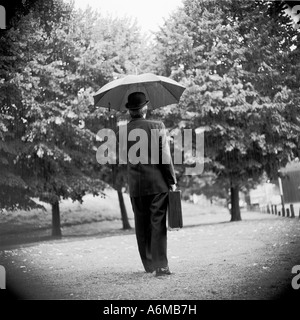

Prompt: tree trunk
xmin=230 ymin=185 xmax=242 ymax=221
xmin=117 ymin=190 xmax=132 ymax=230
xmin=52 ymin=200 xmax=62 ymax=237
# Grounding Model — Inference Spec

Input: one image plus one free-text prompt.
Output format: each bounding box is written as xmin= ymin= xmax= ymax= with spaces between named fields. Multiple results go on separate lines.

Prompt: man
xmin=120 ymin=92 xmax=177 ymax=277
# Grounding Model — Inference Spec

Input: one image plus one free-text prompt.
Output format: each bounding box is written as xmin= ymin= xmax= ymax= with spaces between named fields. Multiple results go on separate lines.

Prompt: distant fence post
xmin=290 ymin=204 xmax=295 ymax=218
xmin=0 ymin=5 xmax=6 ymax=30
xmin=275 ymin=205 xmax=277 ymax=215
xmin=0 ymin=265 xmax=5 ymax=289
xmin=271 ymin=205 xmax=274 ymax=215
xmin=278 ymin=177 xmax=285 ymax=217
xmin=286 ymin=208 xmax=290 ymax=218
xmin=267 ymin=205 xmax=270 ymax=214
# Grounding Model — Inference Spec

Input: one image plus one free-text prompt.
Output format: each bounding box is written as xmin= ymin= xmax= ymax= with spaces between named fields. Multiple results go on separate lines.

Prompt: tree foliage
xmin=154 ymin=0 xmax=300 ymax=220
xmin=0 ymin=0 xmax=152 ymax=218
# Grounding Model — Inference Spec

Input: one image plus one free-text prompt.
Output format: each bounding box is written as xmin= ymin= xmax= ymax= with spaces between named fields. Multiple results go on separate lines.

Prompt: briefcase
xmin=167 ymin=190 xmax=183 ymax=230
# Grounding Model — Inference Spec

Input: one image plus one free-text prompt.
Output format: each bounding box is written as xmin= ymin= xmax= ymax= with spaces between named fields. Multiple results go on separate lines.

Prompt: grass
xmin=0 ymin=188 xmax=232 ymax=237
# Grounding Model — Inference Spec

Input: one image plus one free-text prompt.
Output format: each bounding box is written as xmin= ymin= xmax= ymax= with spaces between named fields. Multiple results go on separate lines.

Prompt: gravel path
xmin=1 ymin=211 xmax=300 ymax=300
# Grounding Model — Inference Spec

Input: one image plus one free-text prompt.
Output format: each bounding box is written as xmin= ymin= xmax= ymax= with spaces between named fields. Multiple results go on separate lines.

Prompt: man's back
xmin=122 ymin=118 xmax=176 ymax=197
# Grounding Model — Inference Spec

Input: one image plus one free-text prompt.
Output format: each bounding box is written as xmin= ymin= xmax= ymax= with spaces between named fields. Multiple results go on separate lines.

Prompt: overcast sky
xmin=71 ymin=0 xmax=183 ymax=33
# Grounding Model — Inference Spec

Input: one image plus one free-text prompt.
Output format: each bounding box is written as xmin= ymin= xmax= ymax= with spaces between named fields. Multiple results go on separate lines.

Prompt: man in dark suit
xmin=119 ymin=92 xmax=177 ymax=277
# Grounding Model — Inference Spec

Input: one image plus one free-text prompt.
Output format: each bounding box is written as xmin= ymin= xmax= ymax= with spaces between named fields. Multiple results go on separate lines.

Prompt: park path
xmin=1 ymin=211 xmax=300 ymax=300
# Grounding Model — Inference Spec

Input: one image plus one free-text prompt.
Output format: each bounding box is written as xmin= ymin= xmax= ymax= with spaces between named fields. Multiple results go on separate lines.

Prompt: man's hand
xmin=170 ymin=184 xmax=177 ymax=192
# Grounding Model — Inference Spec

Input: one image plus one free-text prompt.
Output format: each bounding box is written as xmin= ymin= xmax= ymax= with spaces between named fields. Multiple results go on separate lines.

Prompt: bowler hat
xmin=125 ymin=92 xmax=149 ymax=110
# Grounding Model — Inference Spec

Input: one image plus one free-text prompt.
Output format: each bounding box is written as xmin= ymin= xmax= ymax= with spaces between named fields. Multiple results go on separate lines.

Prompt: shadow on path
xmin=0 ymin=213 xmax=289 ymax=249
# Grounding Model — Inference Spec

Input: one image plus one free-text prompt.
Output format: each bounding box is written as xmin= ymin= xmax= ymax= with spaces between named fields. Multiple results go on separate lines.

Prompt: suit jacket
xmin=118 ymin=118 xmax=177 ymax=197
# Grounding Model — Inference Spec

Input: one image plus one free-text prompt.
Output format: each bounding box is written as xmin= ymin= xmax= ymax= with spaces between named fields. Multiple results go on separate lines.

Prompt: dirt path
xmin=1 ymin=211 xmax=300 ymax=300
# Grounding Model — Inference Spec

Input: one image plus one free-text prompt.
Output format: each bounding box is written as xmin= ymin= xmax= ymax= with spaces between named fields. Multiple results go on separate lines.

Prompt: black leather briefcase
xmin=167 ymin=190 xmax=183 ymax=230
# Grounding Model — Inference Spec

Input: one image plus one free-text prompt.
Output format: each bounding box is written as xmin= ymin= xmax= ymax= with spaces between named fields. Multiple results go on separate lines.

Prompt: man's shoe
xmin=145 ymin=265 xmax=155 ymax=273
xmin=155 ymin=267 xmax=172 ymax=277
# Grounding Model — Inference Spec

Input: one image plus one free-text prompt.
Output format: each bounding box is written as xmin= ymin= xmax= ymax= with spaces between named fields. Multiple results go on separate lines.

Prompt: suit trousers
xmin=130 ymin=192 xmax=169 ymax=272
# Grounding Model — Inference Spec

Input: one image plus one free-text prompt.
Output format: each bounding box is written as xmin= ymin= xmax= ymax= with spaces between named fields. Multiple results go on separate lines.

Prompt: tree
xmin=154 ymin=0 xmax=300 ymax=221
xmin=0 ymin=0 xmax=44 ymax=211
xmin=98 ymin=113 xmax=132 ymax=230
xmin=85 ymin=14 xmax=152 ymax=230
xmin=87 ymin=14 xmax=157 ymax=229
xmin=0 ymin=1 xmax=107 ymax=236
xmin=0 ymin=1 xmax=156 ymax=233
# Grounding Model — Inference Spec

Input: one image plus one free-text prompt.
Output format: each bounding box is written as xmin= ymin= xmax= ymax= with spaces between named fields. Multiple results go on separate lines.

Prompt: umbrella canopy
xmin=93 ymin=73 xmax=186 ymax=111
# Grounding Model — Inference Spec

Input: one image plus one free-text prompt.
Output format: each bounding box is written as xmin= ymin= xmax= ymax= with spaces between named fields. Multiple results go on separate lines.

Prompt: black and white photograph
xmin=0 ymin=0 xmax=300 ymax=308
